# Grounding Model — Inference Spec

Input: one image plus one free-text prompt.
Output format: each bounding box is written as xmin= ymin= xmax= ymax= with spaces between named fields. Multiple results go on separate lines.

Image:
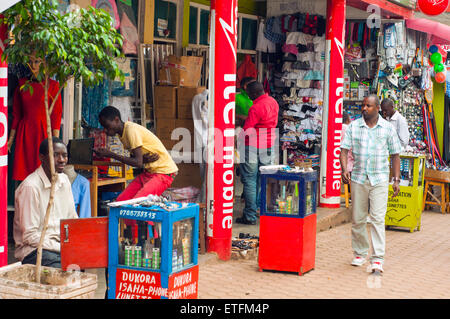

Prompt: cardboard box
xmin=158 ymin=55 xmax=203 ymax=87
xmin=175 ymin=119 xmax=194 ymax=135
xmin=154 ymin=86 xmax=177 ymax=119
xmin=159 ymin=138 xmax=178 ymax=151
xmin=177 ymin=87 xmax=206 ymax=119
xmin=171 ymin=163 xmax=202 ymax=189
xmin=175 ymin=119 xmax=194 ymax=149
xmin=156 ymin=118 xmax=176 ymax=140
xmin=156 ymin=119 xmax=194 ymax=150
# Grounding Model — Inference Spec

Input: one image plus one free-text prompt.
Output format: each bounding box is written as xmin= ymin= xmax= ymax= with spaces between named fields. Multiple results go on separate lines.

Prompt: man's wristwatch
xmin=392 ymin=177 xmax=400 ymax=183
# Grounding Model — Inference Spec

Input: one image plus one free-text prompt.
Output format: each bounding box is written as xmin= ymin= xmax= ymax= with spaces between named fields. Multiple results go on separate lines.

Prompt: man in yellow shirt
xmin=94 ymin=106 xmax=178 ymax=201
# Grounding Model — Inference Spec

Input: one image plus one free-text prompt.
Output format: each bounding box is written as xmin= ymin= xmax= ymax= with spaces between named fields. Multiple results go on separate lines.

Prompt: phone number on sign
xmin=119 ymin=210 xmax=157 ymax=219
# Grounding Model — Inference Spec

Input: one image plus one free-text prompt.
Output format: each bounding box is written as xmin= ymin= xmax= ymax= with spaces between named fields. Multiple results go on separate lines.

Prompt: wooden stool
xmin=423 ymin=180 xmax=450 ymax=214
xmin=198 ymin=203 xmax=207 ymax=254
xmin=340 ymin=182 xmax=351 ymax=208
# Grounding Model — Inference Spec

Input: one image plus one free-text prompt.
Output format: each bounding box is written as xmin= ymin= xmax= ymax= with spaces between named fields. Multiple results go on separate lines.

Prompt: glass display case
xmin=261 ymin=170 xmax=317 ymax=218
xmin=258 ymin=169 xmax=318 ymax=275
xmin=108 ymin=203 xmax=199 ymax=299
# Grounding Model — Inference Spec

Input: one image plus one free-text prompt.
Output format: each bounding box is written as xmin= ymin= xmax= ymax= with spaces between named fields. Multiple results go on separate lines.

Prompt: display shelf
xmin=107 ymin=203 xmax=199 ymax=299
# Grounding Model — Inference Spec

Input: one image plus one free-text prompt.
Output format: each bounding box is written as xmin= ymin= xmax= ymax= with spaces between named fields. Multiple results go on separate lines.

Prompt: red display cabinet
xmin=258 ymin=169 xmax=318 ymax=275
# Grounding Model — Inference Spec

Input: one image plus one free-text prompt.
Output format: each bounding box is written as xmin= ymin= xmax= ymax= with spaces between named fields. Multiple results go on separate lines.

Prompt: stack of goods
xmin=231 ymin=234 xmax=259 ymax=260
xmin=154 ymin=55 xmax=205 ymax=189
xmin=124 ymin=245 xmax=144 ymax=268
xmin=401 ymin=88 xmax=427 ymax=154
xmin=154 ymin=55 xmax=204 ymax=151
xmin=259 ymin=13 xmax=326 ymax=168
xmin=106 ymin=135 xmax=135 ymax=180
xmin=343 ymin=22 xmax=433 ymax=158
xmin=343 ymin=21 xmax=380 ymax=120
xmin=121 ymin=219 xmax=162 ymax=270
xmin=172 ymin=219 xmax=193 ymax=272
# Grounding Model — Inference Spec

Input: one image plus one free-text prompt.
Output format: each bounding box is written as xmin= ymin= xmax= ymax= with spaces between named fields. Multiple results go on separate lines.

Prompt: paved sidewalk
xmin=197 ymin=210 xmax=450 ymax=299
xmin=7 ymin=208 xmax=450 ymax=299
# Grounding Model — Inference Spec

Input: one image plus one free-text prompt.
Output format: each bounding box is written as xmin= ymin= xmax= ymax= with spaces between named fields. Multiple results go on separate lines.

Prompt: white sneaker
xmin=371 ymin=261 xmax=384 ymax=272
xmin=351 ymin=256 xmax=366 ymax=266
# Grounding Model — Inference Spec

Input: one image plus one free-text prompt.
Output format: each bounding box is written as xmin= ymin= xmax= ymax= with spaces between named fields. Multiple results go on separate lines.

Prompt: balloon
xmin=429 ymin=45 xmax=438 ymax=53
xmin=430 ymin=52 xmax=442 ymax=65
xmin=434 ymin=63 xmax=445 ymax=73
xmin=435 ymin=71 xmax=447 ymax=83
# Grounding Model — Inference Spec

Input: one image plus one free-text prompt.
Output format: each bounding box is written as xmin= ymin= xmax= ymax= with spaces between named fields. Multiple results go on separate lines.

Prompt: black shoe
xmin=235 ymin=217 xmax=256 ymax=225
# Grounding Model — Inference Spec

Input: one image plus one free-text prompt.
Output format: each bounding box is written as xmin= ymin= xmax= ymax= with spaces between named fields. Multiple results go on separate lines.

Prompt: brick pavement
xmin=7 ymin=209 xmax=450 ymax=299
xmin=198 ymin=211 xmax=450 ymax=299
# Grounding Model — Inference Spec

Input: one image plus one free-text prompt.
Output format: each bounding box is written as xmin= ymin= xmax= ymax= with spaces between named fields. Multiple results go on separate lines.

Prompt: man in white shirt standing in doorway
xmin=381 ymin=98 xmax=410 ymax=150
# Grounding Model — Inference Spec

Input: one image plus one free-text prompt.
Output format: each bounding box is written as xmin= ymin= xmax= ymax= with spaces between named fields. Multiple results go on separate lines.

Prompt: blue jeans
xmin=240 ymin=146 xmax=274 ymax=222
xmin=22 ymin=249 xmax=61 ymax=268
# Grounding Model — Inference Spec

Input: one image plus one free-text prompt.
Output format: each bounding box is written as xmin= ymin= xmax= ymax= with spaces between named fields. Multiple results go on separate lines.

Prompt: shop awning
xmin=406 ymin=18 xmax=450 ymax=44
xmin=0 ymin=0 xmax=21 ymax=13
xmin=347 ymin=0 xmax=415 ymax=19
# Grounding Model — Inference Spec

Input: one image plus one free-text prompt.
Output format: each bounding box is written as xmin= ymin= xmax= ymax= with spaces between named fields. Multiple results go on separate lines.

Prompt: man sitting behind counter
xmin=93 ymin=106 xmax=178 ymax=201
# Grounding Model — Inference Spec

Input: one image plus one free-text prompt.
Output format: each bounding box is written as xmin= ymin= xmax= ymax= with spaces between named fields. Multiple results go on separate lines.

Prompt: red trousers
xmin=116 ymin=171 xmax=175 ymax=202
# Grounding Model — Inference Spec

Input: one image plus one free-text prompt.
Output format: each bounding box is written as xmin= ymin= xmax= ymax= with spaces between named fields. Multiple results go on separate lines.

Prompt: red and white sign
xmin=115 ymin=269 xmax=164 ymax=299
xmin=206 ymin=0 xmax=237 ymax=260
xmin=321 ymin=0 xmax=345 ymax=203
xmin=0 ymin=17 xmax=8 ymax=267
xmin=168 ymin=265 xmax=199 ymax=299
xmin=418 ymin=0 xmax=450 ymax=15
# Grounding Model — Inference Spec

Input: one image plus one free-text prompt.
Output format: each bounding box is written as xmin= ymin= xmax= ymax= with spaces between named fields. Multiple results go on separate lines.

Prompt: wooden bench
xmin=423 ymin=169 xmax=450 ymax=214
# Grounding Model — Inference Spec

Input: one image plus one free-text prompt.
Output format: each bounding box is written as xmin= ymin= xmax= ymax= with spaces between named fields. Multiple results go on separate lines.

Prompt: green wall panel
xmin=432 ymin=80 xmax=445 ymax=155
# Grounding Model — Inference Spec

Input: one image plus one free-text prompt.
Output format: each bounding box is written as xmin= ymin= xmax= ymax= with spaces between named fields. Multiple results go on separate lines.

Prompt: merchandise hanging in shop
xmin=256 ymin=12 xmax=326 ymax=169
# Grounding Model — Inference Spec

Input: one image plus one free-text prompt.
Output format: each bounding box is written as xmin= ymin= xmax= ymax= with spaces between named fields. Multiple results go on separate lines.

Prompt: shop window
xmin=199 ymin=9 xmax=210 ymax=46
xmin=188 ymin=4 xmax=257 ymax=51
xmin=154 ymin=0 xmax=177 ymax=41
xmin=188 ymin=6 xmax=198 ymax=45
xmin=239 ymin=17 xmax=257 ymax=51
xmin=188 ymin=3 xmax=210 ymax=47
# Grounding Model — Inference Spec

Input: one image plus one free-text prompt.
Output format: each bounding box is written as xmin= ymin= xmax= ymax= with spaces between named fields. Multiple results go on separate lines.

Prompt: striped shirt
xmin=341 ymin=115 xmax=402 ymax=186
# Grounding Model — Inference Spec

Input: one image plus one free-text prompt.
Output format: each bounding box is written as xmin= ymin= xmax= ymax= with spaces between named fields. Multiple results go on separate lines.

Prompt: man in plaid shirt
xmin=340 ymin=95 xmax=402 ymax=273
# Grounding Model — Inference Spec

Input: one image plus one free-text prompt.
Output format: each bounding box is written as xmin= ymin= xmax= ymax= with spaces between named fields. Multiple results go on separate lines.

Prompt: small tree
xmin=1 ymin=0 xmax=124 ymax=283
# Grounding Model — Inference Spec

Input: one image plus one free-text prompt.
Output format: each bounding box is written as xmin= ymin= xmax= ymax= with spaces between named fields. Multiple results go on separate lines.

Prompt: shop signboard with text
xmin=115 ymin=268 xmax=164 ymax=299
xmin=168 ymin=265 xmax=199 ymax=299
xmin=319 ymin=0 xmax=345 ymax=207
xmin=206 ymin=0 xmax=238 ymax=260
xmin=0 ymin=17 xmax=7 ymax=267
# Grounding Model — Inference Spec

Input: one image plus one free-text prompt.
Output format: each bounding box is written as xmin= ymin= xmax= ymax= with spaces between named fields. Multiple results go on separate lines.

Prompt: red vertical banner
xmin=206 ymin=0 xmax=237 ymax=260
xmin=0 ymin=16 xmax=8 ymax=267
xmin=320 ymin=0 xmax=346 ymax=206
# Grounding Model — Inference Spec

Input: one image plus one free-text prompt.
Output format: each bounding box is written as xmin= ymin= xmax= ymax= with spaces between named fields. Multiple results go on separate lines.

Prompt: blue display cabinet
xmin=107 ymin=202 xmax=199 ymax=299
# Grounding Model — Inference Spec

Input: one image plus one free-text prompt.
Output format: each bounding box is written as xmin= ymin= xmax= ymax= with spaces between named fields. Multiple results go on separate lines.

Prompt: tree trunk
xmin=35 ymin=77 xmax=57 ymax=284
